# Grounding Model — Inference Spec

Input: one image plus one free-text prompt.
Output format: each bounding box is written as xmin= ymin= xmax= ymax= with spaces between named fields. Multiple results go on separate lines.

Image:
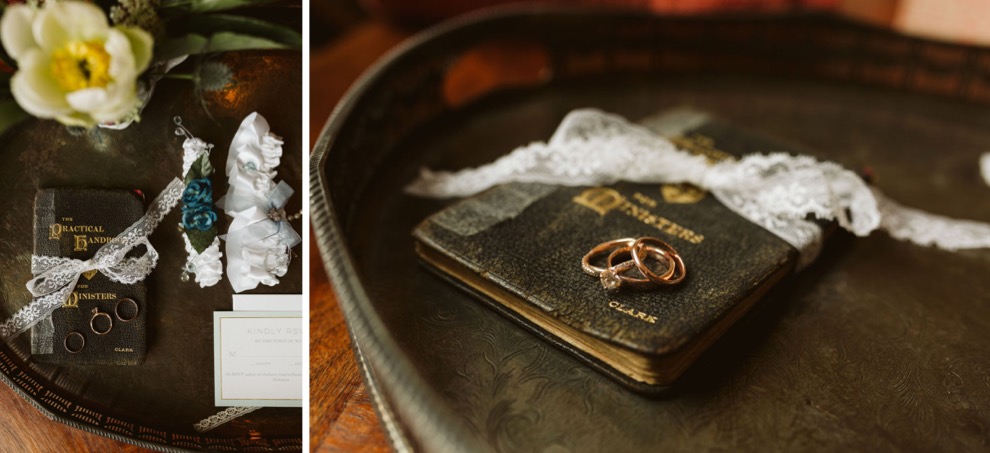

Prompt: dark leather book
xmin=31 ymin=189 xmax=147 ymax=366
xmin=413 ymin=110 xmax=825 ymax=393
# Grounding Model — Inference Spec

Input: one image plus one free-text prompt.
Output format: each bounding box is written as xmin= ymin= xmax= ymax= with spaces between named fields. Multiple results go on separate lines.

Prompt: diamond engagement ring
xmin=581 ymin=237 xmax=686 ymax=290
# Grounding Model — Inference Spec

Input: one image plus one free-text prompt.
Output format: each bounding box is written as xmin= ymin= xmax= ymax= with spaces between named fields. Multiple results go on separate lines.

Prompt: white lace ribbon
xmin=406 ymin=109 xmax=990 ymax=267
xmin=193 ymin=406 xmax=261 ymax=433
xmin=217 ymin=112 xmax=300 ymax=293
xmin=1 ymin=178 xmax=185 ymax=340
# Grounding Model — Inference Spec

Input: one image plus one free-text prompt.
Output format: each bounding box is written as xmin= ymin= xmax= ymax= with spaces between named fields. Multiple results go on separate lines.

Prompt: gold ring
xmin=581 ymin=238 xmax=636 ymax=276
xmin=90 ymin=308 xmax=113 ymax=335
xmin=605 ymin=244 xmax=676 ymax=289
xmin=115 ymin=298 xmax=139 ymax=322
xmin=64 ymin=332 xmax=85 ymax=353
xmin=631 ymin=237 xmax=686 ymax=285
xmin=582 ymin=236 xmax=687 ymax=290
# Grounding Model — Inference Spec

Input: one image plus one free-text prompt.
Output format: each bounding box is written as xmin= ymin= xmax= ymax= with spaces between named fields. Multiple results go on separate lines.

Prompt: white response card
xmin=213 ymin=311 xmax=303 ymax=407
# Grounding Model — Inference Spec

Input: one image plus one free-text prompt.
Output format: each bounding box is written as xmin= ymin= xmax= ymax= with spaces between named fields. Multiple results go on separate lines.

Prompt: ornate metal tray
xmin=0 ymin=7 xmax=303 ymax=451
xmin=313 ymin=7 xmax=990 ymax=452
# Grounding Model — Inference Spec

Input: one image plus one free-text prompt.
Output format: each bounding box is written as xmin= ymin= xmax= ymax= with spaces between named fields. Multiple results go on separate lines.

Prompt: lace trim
xmin=193 ymin=406 xmax=261 ymax=433
xmin=0 ymin=178 xmax=184 ymax=340
xmin=406 ymin=109 xmax=990 ymax=267
xmin=406 ymin=110 xmax=710 ymax=198
xmin=875 ymin=188 xmax=990 ymax=250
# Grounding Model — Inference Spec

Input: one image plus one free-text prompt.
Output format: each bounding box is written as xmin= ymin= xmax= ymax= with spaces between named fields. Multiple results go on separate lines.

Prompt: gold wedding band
xmin=581 ymin=236 xmax=687 ymax=290
xmin=631 ymin=237 xmax=686 ymax=285
xmin=64 ymin=332 xmax=85 ymax=354
xmin=115 ymin=298 xmax=139 ymax=322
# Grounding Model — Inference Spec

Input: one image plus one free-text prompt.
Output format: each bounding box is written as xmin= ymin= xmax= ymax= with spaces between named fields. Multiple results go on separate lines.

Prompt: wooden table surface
xmin=309 ymin=21 xmax=412 ymax=453
xmin=0 ymin=382 xmax=148 ymax=452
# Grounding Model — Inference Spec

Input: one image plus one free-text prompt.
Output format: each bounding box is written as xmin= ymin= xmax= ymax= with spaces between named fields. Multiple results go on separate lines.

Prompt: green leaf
xmin=157 ymin=32 xmax=291 ymax=61
xmin=0 ymin=39 xmax=15 ymax=70
xmin=183 ymin=154 xmax=214 ymax=182
xmin=186 ymin=227 xmax=217 ymax=254
xmin=0 ymin=100 xmax=29 ymax=138
xmin=193 ymin=152 xmax=214 ymax=177
xmin=0 ymin=72 xmax=11 ymax=96
xmin=168 ymin=15 xmax=301 ymax=48
xmin=160 ymin=0 xmax=277 ymax=14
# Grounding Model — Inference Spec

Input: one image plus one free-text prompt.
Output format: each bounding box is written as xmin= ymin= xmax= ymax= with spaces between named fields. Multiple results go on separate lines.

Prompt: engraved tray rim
xmin=0 ymin=369 xmax=183 ymax=452
xmin=311 ymin=6 xmax=990 ymax=452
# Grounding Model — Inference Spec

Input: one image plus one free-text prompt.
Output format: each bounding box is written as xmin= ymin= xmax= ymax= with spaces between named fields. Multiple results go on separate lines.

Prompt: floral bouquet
xmin=0 ymin=0 xmax=300 ymax=134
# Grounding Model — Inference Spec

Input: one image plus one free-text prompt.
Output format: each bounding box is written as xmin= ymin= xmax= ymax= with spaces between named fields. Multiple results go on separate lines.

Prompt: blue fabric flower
xmin=181 ymin=178 xmax=217 ymax=231
xmin=182 ymin=205 xmax=217 ymax=231
xmin=182 ymin=178 xmax=213 ymax=206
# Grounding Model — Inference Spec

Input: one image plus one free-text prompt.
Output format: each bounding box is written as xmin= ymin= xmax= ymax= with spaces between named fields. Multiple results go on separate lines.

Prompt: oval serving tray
xmin=313 ymin=8 xmax=990 ymax=452
xmin=0 ymin=7 xmax=303 ymax=450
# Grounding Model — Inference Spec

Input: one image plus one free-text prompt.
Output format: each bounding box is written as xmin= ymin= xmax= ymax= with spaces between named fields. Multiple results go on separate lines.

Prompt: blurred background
xmin=311 ymin=0 xmax=990 ymax=49
xmin=310 ymin=1 xmax=990 ymax=451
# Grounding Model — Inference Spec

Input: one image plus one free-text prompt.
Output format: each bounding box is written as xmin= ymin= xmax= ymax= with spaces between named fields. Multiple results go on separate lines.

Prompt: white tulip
xmin=0 ymin=1 xmax=153 ymax=127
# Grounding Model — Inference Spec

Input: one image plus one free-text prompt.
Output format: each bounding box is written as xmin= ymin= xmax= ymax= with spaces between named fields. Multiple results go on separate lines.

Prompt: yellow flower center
xmin=50 ymin=41 xmax=112 ymax=91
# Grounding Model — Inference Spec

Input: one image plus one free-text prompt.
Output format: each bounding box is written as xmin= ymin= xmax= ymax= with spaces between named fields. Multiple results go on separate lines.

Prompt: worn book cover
xmin=31 ymin=189 xmax=147 ymax=366
xmin=413 ymin=110 xmax=825 ymax=393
